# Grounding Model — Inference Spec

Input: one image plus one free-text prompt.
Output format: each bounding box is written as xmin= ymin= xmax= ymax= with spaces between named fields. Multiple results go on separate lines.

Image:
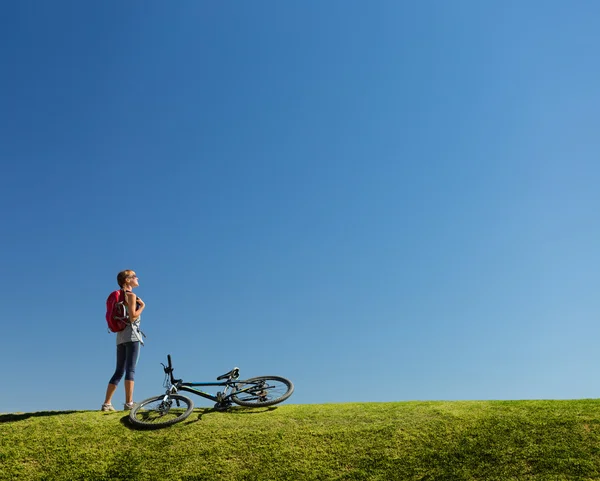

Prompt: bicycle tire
xmin=231 ymin=376 xmax=294 ymax=407
xmin=129 ymin=394 xmax=194 ymax=429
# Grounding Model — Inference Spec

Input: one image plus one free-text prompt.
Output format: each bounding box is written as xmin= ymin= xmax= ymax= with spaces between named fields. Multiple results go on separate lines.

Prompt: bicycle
xmin=129 ymin=354 xmax=294 ymax=429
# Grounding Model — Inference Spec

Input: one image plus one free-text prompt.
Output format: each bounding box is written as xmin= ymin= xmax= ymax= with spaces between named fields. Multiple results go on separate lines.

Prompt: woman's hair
xmin=117 ymin=269 xmax=135 ymax=288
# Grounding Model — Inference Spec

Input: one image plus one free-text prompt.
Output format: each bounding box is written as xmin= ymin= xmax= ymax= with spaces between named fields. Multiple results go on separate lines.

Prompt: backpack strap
xmin=121 ymin=289 xmax=131 ymax=322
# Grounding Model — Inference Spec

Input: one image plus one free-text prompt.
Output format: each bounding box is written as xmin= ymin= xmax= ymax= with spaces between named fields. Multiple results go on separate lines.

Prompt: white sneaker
xmin=101 ymin=403 xmax=115 ymax=412
xmin=123 ymin=402 xmax=135 ymax=411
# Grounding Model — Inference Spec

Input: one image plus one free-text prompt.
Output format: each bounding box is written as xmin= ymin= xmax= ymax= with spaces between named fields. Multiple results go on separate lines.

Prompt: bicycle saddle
xmin=217 ymin=367 xmax=240 ymax=380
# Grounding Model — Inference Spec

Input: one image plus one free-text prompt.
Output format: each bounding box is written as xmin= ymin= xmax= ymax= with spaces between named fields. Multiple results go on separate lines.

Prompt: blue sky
xmin=2 ymin=1 xmax=600 ymax=413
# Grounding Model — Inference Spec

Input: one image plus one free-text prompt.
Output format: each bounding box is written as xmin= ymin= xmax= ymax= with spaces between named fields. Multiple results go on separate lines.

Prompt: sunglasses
xmin=128 ymin=275 xmax=138 ymax=279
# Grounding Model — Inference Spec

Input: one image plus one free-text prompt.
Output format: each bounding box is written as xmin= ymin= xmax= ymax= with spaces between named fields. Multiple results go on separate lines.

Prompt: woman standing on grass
xmin=101 ymin=270 xmax=145 ymax=412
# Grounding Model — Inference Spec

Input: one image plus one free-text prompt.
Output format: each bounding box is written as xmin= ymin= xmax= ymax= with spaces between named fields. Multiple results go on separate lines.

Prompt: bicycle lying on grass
xmin=129 ymin=354 xmax=294 ymax=429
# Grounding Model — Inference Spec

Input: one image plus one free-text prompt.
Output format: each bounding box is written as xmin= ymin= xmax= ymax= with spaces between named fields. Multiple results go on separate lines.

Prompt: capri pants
xmin=108 ymin=341 xmax=140 ymax=385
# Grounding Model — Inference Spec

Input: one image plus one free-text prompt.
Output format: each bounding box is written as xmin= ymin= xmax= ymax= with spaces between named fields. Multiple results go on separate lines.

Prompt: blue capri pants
xmin=109 ymin=341 xmax=140 ymax=385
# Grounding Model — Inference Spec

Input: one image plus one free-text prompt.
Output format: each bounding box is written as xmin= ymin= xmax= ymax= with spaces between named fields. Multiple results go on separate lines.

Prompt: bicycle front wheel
xmin=231 ymin=376 xmax=294 ymax=407
xmin=129 ymin=394 xmax=194 ymax=429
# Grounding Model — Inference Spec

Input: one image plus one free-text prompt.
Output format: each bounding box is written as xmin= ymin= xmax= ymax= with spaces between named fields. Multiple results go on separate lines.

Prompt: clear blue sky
xmin=2 ymin=1 xmax=600 ymax=413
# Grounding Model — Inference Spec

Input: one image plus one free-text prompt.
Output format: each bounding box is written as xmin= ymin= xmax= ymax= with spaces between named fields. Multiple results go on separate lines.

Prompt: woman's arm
xmin=126 ymin=292 xmax=145 ymax=321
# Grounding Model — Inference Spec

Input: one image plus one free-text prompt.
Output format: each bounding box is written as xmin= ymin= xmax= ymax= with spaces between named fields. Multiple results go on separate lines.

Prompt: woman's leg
xmin=103 ymin=383 xmax=117 ymax=405
xmin=124 ymin=342 xmax=141 ymax=405
xmin=124 ymin=380 xmax=134 ymax=405
xmin=105 ymin=344 xmax=127 ymax=404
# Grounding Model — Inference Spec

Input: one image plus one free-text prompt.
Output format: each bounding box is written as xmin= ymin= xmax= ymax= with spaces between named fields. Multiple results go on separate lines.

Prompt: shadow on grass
xmin=0 ymin=411 xmax=79 ymax=423
xmin=122 ymin=406 xmax=278 ymax=431
xmin=227 ymin=406 xmax=278 ymax=415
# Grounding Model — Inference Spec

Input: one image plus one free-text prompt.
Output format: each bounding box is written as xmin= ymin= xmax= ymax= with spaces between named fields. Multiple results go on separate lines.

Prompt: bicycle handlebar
xmin=162 ymin=354 xmax=179 ymax=384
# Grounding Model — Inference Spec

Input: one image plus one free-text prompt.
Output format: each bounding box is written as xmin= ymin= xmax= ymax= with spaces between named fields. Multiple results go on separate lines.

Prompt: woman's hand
xmin=126 ymin=292 xmax=145 ymax=320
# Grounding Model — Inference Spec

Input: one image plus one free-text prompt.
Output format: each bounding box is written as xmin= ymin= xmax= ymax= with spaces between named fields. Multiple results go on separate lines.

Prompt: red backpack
xmin=105 ymin=290 xmax=129 ymax=332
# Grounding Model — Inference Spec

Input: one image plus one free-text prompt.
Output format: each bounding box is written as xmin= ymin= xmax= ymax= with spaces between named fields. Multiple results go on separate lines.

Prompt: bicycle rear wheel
xmin=129 ymin=394 xmax=194 ymax=429
xmin=231 ymin=376 xmax=294 ymax=407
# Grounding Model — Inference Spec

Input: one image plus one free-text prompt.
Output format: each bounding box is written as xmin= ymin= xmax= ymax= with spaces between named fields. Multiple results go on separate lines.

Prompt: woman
xmin=101 ymin=270 xmax=146 ymax=411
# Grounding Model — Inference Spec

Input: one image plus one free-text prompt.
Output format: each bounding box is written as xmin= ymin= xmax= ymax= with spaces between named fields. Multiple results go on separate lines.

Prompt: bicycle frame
xmin=162 ymin=354 xmax=243 ymax=405
xmin=177 ymin=381 xmax=233 ymax=404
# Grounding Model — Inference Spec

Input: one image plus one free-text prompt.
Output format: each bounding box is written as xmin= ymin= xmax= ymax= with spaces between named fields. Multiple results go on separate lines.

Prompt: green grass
xmin=1 ymin=400 xmax=600 ymax=480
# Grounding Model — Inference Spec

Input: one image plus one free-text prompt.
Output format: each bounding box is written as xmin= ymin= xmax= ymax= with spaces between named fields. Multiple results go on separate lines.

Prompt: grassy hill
xmin=1 ymin=400 xmax=600 ymax=480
